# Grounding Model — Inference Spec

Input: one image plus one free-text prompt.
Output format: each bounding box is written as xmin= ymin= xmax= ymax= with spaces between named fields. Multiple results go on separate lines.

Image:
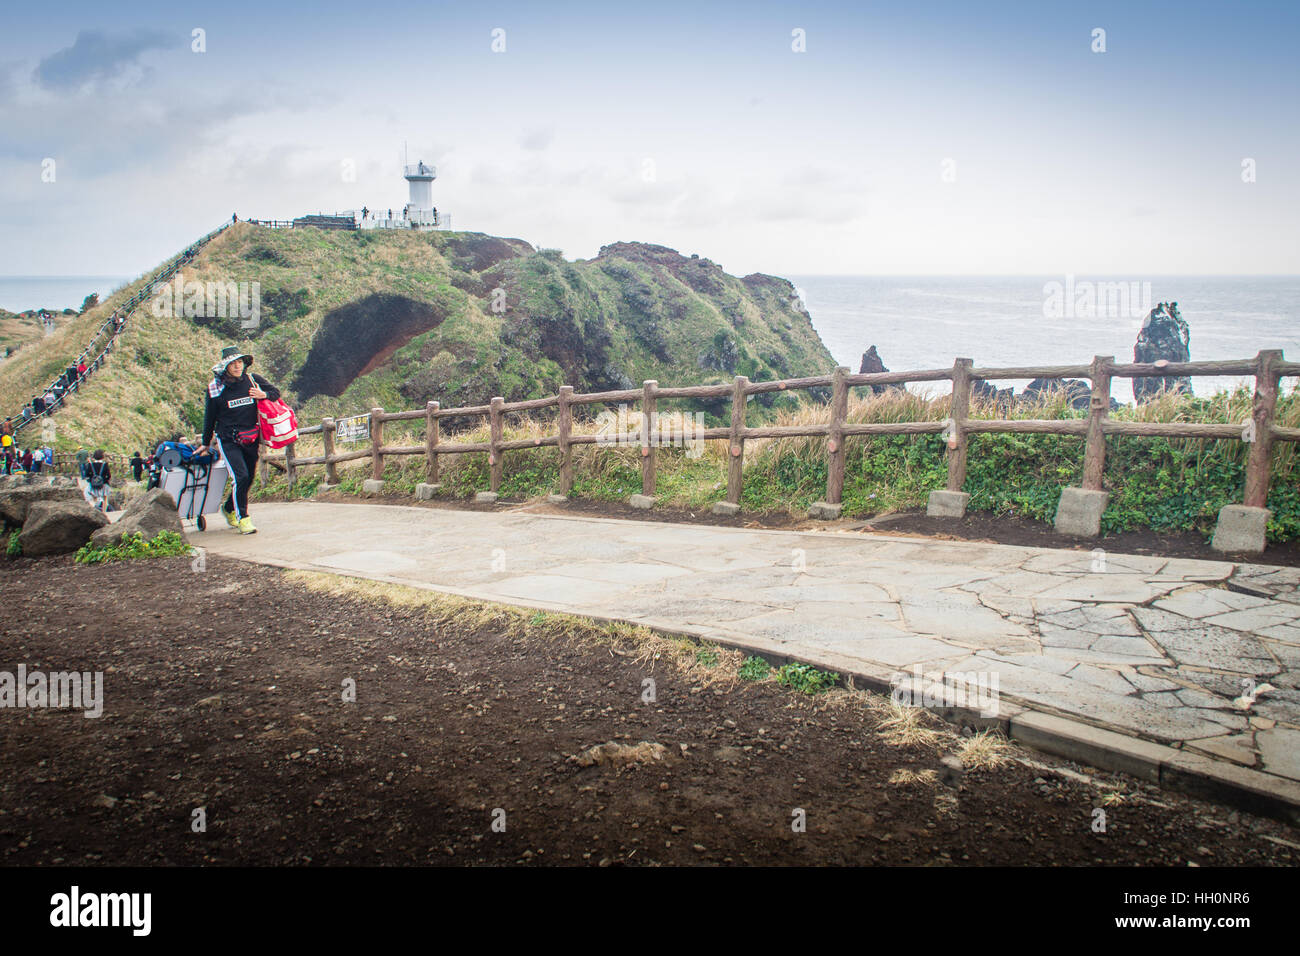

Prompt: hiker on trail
xmin=196 ymin=345 xmax=282 ymax=535
xmin=30 ymin=447 xmax=43 ymax=475
xmin=85 ymin=450 xmax=111 ymax=511
xmin=75 ymin=448 xmax=89 ymax=479
xmin=20 ymin=449 xmax=32 ymax=473
xmin=129 ymin=451 xmax=145 ymax=483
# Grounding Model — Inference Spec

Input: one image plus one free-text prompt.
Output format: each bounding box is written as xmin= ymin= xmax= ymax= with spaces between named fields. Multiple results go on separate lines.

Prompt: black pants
xmin=214 ymin=436 xmax=258 ymax=519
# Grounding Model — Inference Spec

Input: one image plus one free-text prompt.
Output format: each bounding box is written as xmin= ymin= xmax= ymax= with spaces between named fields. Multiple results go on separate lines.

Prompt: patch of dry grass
xmin=956 ymin=730 xmax=1015 ymax=770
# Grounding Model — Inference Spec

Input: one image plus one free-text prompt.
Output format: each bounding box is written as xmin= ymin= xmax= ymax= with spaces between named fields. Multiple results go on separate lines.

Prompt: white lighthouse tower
xmin=402 ymin=160 xmax=439 ymax=228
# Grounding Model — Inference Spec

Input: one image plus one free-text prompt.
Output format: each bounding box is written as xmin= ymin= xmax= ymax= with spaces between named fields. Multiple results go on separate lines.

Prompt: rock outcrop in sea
xmin=858 ymin=345 xmax=900 ymax=395
xmin=1133 ymin=302 xmax=1192 ymax=402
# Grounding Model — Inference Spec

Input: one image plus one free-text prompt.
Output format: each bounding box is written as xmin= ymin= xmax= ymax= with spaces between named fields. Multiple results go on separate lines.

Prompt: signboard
xmin=335 ymin=414 xmax=370 ymax=444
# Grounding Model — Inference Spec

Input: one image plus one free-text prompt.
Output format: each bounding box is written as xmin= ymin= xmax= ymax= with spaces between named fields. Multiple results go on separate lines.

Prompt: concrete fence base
xmin=712 ymin=501 xmax=740 ymax=516
xmin=361 ymin=479 xmax=384 ymax=495
xmin=629 ymin=494 xmax=655 ymax=510
xmin=1212 ymin=505 xmax=1270 ymax=553
xmin=926 ymin=490 xmax=969 ymax=519
xmin=414 ymin=483 xmax=440 ymax=501
xmin=1054 ymin=487 xmax=1108 ymax=537
xmin=808 ymin=501 xmax=842 ymax=520
xmin=474 ymin=491 xmax=498 ymax=504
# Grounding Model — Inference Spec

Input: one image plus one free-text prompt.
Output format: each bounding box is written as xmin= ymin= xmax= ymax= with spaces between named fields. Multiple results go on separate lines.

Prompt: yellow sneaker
xmin=237 ymin=517 xmax=257 ymax=534
xmin=224 ymin=508 xmax=239 ymax=529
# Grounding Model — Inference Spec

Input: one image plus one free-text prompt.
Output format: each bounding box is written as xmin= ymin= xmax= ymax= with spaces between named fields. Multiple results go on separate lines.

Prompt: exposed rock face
xmin=89 ymin=488 xmax=184 ymax=549
xmin=1134 ymin=301 xmax=1192 ymax=402
xmin=292 ymin=294 xmax=450 ymax=401
xmin=18 ymin=499 xmax=108 ymax=555
xmin=0 ymin=483 xmax=83 ymax=527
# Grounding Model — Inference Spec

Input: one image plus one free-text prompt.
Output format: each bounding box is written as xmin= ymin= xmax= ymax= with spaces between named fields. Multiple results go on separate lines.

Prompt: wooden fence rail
xmin=261 ymin=350 xmax=1299 ymax=552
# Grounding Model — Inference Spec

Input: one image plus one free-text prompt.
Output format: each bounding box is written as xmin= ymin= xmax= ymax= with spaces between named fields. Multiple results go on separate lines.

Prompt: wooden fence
xmin=261 ymin=351 xmax=1298 ymax=516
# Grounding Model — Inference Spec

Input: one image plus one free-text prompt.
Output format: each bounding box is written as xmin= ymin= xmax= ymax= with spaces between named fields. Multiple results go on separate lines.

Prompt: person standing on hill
xmin=196 ymin=346 xmax=281 ymax=535
xmin=129 ymin=451 xmax=145 ymax=483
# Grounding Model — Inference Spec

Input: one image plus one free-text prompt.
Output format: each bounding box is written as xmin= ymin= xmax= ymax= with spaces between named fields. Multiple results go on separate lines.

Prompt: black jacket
xmin=202 ymin=372 xmax=281 ymax=445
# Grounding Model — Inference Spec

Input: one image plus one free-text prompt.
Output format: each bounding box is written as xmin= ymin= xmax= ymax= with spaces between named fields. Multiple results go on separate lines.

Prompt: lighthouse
xmin=403 ymin=161 xmax=438 ymax=227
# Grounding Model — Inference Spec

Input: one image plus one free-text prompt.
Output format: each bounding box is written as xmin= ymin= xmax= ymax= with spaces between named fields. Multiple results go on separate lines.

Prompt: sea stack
xmin=858 ymin=345 xmax=891 ymax=394
xmin=1134 ymin=302 xmax=1192 ymax=402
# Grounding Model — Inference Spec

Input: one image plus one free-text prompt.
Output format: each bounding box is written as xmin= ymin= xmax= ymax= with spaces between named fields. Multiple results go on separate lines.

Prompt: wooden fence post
xmin=825 ymin=366 xmax=849 ymax=505
xmin=557 ymin=385 xmax=574 ymax=495
xmin=1244 ymin=349 xmax=1282 ymax=509
xmin=641 ymin=380 xmax=658 ymax=497
xmin=1082 ymin=356 xmax=1113 ymax=492
xmin=321 ymin=417 xmax=338 ymax=485
xmin=284 ymin=440 xmax=297 ymax=488
xmin=946 ymin=358 xmax=973 ymax=491
xmin=259 ymin=457 xmax=268 ymax=484
xmin=370 ymin=408 xmax=384 ymax=482
xmin=489 ymin=397 xmax=504 ymax=494
xmin=425 ymin=401 xmax=440 ymax=484
xmin=727 ymin=375 xmax=749 ymax=504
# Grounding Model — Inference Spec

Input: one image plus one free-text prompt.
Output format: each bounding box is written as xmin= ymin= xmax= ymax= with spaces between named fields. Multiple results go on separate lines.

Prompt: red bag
xmin=258 ymin=398 xmax=299 ymax=449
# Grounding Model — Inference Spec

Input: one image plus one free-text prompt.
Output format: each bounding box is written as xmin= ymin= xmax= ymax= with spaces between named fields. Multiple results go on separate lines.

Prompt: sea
xmin=0 ymin=276 xmax=134 ymax=315
xmin=790 ymin=275 xmax=1300 ymax=404
xmin=3 ymin=274 xmax=1296 ymax=405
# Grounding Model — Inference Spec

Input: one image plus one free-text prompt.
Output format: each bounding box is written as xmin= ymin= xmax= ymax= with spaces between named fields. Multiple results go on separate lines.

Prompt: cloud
xmin=518 ymin=127 xmax=554 ymax=151
xmin=33 ymin=29 xmax=176 ymax=92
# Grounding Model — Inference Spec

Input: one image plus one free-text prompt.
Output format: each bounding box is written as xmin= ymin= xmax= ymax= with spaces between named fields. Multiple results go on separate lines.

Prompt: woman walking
xmin=195 ymin=346 xmax=281 ymax=534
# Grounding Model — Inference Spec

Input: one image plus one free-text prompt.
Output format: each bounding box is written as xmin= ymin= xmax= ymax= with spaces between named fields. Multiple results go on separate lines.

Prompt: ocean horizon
xmin=790 ymin=274 xmax=1300 ymax=405
xmin=5 ymin=272 xmax=1296 ymax=405
xmin=0 ymin=275 xmax=134 ymax=314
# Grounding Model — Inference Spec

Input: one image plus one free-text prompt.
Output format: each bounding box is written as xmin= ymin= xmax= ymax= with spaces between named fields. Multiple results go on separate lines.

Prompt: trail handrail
xmin=4 ymin=221 xmax=232 ymax=437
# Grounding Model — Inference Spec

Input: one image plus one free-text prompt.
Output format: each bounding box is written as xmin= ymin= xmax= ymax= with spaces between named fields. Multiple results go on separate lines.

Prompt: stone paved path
xmin=200 ymin=501 xmax=1300 ymax=792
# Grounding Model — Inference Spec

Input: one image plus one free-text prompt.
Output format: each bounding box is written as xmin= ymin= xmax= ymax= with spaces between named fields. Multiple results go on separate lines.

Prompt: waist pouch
xmin=234 ymin=427 xmax=260 ymax=446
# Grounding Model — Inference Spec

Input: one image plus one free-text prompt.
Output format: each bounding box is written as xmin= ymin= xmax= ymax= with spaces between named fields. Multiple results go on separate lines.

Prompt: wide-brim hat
xmin=212 ymin=345 xmax=253 ymax=376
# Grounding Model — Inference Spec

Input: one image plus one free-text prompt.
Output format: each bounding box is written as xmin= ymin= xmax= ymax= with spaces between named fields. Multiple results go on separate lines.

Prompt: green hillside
xmin=0 ymin=223 xmax=835 ymax=452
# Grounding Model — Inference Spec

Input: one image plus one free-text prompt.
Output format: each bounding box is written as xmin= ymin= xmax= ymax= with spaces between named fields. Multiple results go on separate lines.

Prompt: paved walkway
xmin=200 ymin=501 xmax=1300 ymax=807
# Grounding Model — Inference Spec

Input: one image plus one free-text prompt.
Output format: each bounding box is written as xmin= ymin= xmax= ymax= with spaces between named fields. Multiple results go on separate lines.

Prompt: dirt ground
xmin=308 ymin=488 xmax=1300 ymax=568
xmin=2 ymin=553 xmax=1297 ymax=867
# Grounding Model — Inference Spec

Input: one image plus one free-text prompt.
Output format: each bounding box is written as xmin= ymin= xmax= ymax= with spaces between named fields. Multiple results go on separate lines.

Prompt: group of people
xmin=9 ymin=347 xmax=112 ymax=434
xmin=1 ymin=424 xmax=54 ymax=475
xmin=5 ymin=342 xmax=279 ymax=530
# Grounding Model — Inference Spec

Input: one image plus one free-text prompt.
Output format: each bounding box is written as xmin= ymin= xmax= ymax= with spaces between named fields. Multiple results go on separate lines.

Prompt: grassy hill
xmin=0 ymin=223 xmax=834 ymax=453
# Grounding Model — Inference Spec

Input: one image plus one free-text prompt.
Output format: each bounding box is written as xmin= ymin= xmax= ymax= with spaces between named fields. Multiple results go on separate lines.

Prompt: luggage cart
xmin=155 ymin=444 xmax=228 ymax=531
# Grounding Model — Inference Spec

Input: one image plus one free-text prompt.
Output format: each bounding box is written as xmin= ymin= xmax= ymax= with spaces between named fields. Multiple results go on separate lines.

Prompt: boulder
xmin=17 ymin=499 xmax=109 ymax=556
xmin=1018 ymin=379 xmax=1121 ymax=412
xmin=1021 ymin=378 xmax=1092 ymax=411
xmin=1133 ymin=301 xmax=1192 ymax=402
xmin=89 ymin=488 xmax=184 ymax=549
xmin=0 ymin=483 xmax=84 ymax=527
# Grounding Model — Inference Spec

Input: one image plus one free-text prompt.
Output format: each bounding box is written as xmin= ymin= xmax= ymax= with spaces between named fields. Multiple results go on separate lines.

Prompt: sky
xmin=1 ymin=0 xmax=1297 ymax=278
